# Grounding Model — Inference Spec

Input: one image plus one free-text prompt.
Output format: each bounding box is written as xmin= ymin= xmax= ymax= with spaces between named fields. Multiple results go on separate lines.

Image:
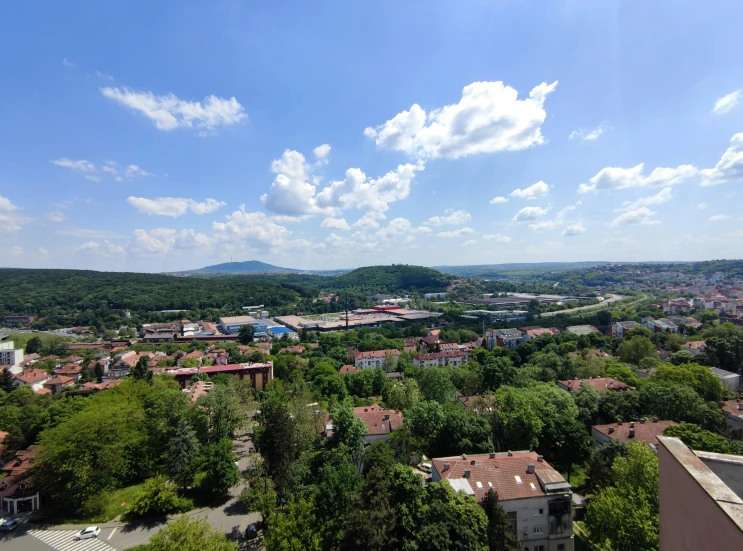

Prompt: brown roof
xmin=182 ymin=350 xmax=204 ymax=359
xmin=684 ymin=341 xmax=707 ymax=350
xmin=722 ymin=400 xmax=743 ymax=418
xmin=353 ymin=404 xmax=404 ymax=436
xmin=525 ymin=327 xmax=561 ymax=339
xmin=559 ymin=378 xmax=632 ymax=393
xmin=439 ymin=343 xmax=460 ymax=351
xmin=57 ymin=363 xmax=84 ymax=375
xmin=187 ymin=381 xmax=213 ymax=402
xmin=34 ymin=388 xmax=53 ymax=395
xmin=355 ymin=349 xmax=401 ymax=360
xmin=457 ymin=394 xmax=496 ymax=411
xmin=282 ymin=346 xmax=306 ymax=354
xmin=339 ymin=365 xmax=358 ymax=374
xmin=432 ymin=451 xmax=569 ymax=502
xmin=592 ymin=420 xmax=677 ymax=448
xmin=14 ymin=368 xmax=49 ymax=385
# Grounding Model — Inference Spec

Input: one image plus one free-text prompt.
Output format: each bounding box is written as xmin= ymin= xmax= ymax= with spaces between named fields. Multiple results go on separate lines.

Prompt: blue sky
xmin=2 ymin=0 xmax=743 ymax=272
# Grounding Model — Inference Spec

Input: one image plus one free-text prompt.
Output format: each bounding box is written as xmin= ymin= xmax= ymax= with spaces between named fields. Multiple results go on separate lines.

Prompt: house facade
xmin=485 ymin=328 xmax=524 ymax=350
xmin=413 ymin=351 xmax=465 ymax=368
xmin=608 ymin=321 xmax=641 ymax=338
xmin=432 ymin=451 xmax=573 ymax=551
xmin=354 ymin=349 xmax=401 ymax=369
xmin=0 ymin=446 xmax=41 ymax=515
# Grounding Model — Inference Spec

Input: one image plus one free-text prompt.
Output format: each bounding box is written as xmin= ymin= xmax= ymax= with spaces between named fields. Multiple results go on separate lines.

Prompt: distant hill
xmin=331 ymin=265 xmax=451 ymax=293
xmin=433 ymin=262 xmax=611 ymax=278
xmin=182 ymin=260 xmax=301 ymax=275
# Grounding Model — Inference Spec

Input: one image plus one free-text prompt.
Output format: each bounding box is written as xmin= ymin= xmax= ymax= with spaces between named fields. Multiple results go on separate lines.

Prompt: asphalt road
xmin=539 ymin=293 xmax=625 ymax=318
xmin=0 ymin=435 xmax=262 ymax=551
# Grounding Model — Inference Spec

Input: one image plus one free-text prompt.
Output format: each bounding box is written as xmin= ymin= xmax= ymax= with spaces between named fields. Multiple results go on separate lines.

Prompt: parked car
xmin=0 ymin=519 xmax=19 ymax=532
xmin=73 ymin=526 xmax=101 ymax=540
xmin=245 ymin=523 xmax=258 ymax=539
xmin=418 ymin=463 xmax=432 ymax=473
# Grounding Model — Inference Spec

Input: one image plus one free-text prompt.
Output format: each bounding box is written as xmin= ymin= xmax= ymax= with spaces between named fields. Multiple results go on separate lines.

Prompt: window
xmin=558 ymin=545 xmax=565 ymax=551
xmin=534 ymin=508 xmax=544 ymax=516
xmin=507 ymin=511 xmax=517 ymax=534
xmin=534 ymin=526 xmax=544 ymax=535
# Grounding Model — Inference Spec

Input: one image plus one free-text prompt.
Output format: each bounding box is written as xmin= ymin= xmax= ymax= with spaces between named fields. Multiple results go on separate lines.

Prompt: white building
xmin=354 ymin=349 xmax=401 ymax=369
xmin=0 ymin=341 xmax=23 ymax=371
xmin=432 ymin=451 xmax=573 ymax=551
xmin=413 ymin=351 xmax=465 ymax=368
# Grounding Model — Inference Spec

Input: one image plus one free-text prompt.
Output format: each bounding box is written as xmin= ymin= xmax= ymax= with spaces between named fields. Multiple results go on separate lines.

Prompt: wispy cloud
xmin=713 ymin=90 xmax=741 ymax=115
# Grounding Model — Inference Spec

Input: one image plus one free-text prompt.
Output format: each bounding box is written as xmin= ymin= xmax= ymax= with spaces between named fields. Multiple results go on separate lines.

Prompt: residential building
xmin=662 ymin=298 xmax=692 ymax=315
xmin=55 ymin=363 xmax=84 ymax=383
xmin=566 ymin=325 xmax=599 ymax=336
xmin=339 ymin=364 xmax=358 ymax=375
xmin=177 ymin=350 xmax=204 ymax=367
xmin=710 ymin=367 xmax=740 ymax=390
xmin=424 ymin=292 xmax=448 ymax=300
xmin=591 ymin=419 xmax=677 ymax=451
xmin=0 ymin=445 xmax=41 ymax=515
xmin=413 ymin=351 xmax=465 ymax=368
xmin=642 ymin=317 xmax=679 ymax=334
xmin=42 ymin=375 xmax=74 ymax=394
xmin=432 ymin=451 xmax=573 ymax=551
xmin=0 ymin=342 xmax=23 ymax=370
xmin=722 ymin=400 xmax=743 ymax=429
xmin=186 ymin=381 xmax=213 ymax=402
xmin=13 ymin=368 xmax=49 ymax=391
xmin=666 ymin=316 xmax=702 ymax=330
xmin=457 ymin=394 xmax=496 ymax=413
xmin=2 ymin=315 xmax=34 ymax=326
xmin=354 ymin=349 xmax=401 ymax=369
xmin=657 ymin=436 xmax=743 ymax=550
xmin=218 ymin=315 xmax=260 ymax=335
xmin=485 ymin=328 xmax=524 ymax=350
xmin=558 ymin=378 xmax=633 ymax=394
xmin=325 ymin=404 xmax=404 ymax=444
xmin=608 ymin=320 xmax=641 ymax=338
xmin=521 ymin=327 xmax=561 ymax=341
xmin=166 ymin=362 xmax=274 ymax=391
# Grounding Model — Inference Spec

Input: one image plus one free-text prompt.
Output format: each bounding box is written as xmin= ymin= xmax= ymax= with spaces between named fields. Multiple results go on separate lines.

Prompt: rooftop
xmin=592 ymin=419 xmax=677 ymax=450
xmin=559 ymin=377 xmax=632 ymax=393
xmin=219 ymin=315 xmax=258 ymax=325
xmin=352 ymin=404 xmax=404 ymax=436
xmin=432 ymin=451 xmax=571 ymax=502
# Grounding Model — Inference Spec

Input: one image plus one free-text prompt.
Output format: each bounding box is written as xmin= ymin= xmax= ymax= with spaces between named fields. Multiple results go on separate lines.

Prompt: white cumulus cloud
xmin=462 ymin=240 xmax=476 ymax=246
xmin=0 ymin=196 xmax=20 ymax=212
xmin=313 ymin=144 xmax=331 ymax=159
xmin=77 ymin=240 xmax=126 ymax=256
xmin=608 ymin=207 xmax=660 ymax=227
xmin=621 ymin=187 xmax=673 ymax=212
xmin=437 ymin=227 xmax=474 ymax=238
xmin=569 ymin=124 xmax=608 ymax=141
xmin=510 ymin=181 xmax=549 ymax=200
xmin=513 ymin=206 xmax=549 ymax=222
xmin=700 ymin=133 xmax=743 ymax=186
xmin=213 ymin=207 xmax=291 ymax=247
xmin=562 ymin=223 xmax=585 ymax=236
xmin=426 ymin=209 xmax=471 ymax=226
xmin=489 ymin=196 xmax=509 ymax=204
xmin=127 ymin=197 xmax=226 ymax=217
xmin=364 ymin=80 xmax=558 ymax=159
xmin=713 ymin=90 xmax=741 ymax=115
xmin=483 ymin=234 xmax=512 ymax=243
xmin=101 ymin=86 xmax=246 ymax=132
xmin=321 ymin=217 xmax=351 ymax=230
xmin=578 ymin=163 xmax=698 ymax=193
xmin=44 ymin=211 xmax=67 ymax=223
xmin=53 ymin=158 xmax=153 ymax=181
xmin=709 ymin=214 xmax=731 ymax=222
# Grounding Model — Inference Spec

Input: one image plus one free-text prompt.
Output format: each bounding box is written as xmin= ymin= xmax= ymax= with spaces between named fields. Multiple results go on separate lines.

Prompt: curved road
xmin=540 ymin=293 xmax=627 ymax=318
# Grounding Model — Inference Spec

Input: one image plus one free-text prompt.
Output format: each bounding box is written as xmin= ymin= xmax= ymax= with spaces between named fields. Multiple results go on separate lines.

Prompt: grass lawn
xmin=574 ymin=521 xmax=614 ymax=551
xmin=561 ymin=462 xmax=589 ymax=493
xmin=3 ymin=332 xmax=77 ymax=349
xmin=32 ymin=483 xmax=146 ymax=525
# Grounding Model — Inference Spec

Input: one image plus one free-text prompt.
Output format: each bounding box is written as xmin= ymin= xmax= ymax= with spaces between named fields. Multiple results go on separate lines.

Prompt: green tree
xmin=418 ymin=367 xmax=456 ymax=403
xmin=483 ymin=489 xmax=517 ymax=551
xmin=26 ymin=336 xmax=43 ymax=354
xmin=574 ymin=384 xmax=599 ymax=426
xmin=329 ymin=398 xmax=367 ymax=450
xmin=238 ymin=324 xmax=255 ymax=344
xmin=617 ymin=336 xmax=657 ymax=365
xmin=129 ymin=475 xmax=188 ymax=517
xmin=167 ymin=417 xmax=200 ymax=491
xmin=418 ymin=481 xmax=488 ymax=551
xmin=263 ymin=498 xmax=322 ymax=551
xmin=664 ymin=422 xmax=732 ymax=453
xmin=131 ymin=355 xmax=153 ymax=384
xmin=0 ymin=368 xmax=15 ymax=393
xmin=238 ymin=474 xmax=277 ymax=523
xmin=653 ymin=363 xmax=723 ymax=402
xmin=343 ymin=466 xmax=397 ymax=550
xmin=586 ymin=443 xmax=659 ymax=551
xmin=383 ymin=378 xmax=421 ymax=411
xmin=147 ymin=515 xmax=237 ymax=551
xmin=201 ymin=438 xmax=240 ymax=496
xmin=586 ymin=440 xmax=629 ymax=492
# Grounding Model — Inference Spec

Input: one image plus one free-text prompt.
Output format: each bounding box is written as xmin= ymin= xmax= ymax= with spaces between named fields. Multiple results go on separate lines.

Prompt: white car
xmin=74 ymin=526 xmax=101 ymax=540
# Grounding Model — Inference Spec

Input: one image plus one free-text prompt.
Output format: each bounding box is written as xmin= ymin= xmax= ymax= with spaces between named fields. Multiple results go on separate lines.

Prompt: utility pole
xmin=345 ymin=291 xmax=349 ymax=332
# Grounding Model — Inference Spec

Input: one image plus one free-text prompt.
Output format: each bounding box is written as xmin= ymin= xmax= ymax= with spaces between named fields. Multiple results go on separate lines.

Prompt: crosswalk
xmin=27 ymin=529 xmax=117 ymax=551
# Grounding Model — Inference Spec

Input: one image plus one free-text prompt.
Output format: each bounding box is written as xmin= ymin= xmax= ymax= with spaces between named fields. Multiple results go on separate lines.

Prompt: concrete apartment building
xmin=0 ymin=341 xmax=23 ymax=372
xmin=432 ymin=451 xmax=574 ymax=551
xmin=657 ymin=436 xmax=743 ymax=550
xmin=353 ymin=349 xmax=401 ymax=369
xmin=413 ymin=351 xmax=465 ymax=368
xmin=485 ymin=328 xmax=524 ymax=350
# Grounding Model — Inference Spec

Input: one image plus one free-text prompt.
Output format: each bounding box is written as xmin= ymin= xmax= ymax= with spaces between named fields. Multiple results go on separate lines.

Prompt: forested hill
xmin=330 ymin=265 xmax=451 ymax=293
xmin=182 ymin=260 xmax=299 ymax=274
xmin=0 ymin=269 xmax=312 ymax=330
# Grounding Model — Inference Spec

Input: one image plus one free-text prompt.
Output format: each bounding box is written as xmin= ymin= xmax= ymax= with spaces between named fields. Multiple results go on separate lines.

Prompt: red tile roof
xmin=432 ymin=451 xmax=569 ymax=502
xmin=34 ymin=387 xmax=52 ymax=395
xmin=353 ymin=404 xmax=404 ymax=436
xmin=457 ymin=394 xmax=496 ymax=411
xmin=354 ymin=349 xmax=401 ymax=360
xmin=14 ymin=369 xmax=49 ymax=385
xmin=722 ymin=400 xmax=743 ymax=417
xmin=57 ymin=363 xmax=84 ymax=375
xmin=592 ymin=420 xmax=677 ymax=447
xmin=44 ymin=375 xmax=74 ymax=386
xmin=339 ymin=365 xmax=358 ymax=374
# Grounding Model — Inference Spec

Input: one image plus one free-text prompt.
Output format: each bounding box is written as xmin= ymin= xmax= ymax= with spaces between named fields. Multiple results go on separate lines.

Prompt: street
xmin=0 ymin=434 xmax=262 ymax=551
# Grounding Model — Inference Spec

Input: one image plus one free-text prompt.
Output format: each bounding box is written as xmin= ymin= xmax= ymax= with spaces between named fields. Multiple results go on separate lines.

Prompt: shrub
xmin=129 ymin=475 xmax=190 ymax=518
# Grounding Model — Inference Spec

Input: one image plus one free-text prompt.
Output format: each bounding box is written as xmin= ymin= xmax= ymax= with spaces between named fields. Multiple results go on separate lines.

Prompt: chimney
xmin=629 ymin=428 xmax=636 ymax=438
xmin=640 ymin=418 xmax=646 ymax=424
xmin=630 ymin=422 xmax=635 ymax=428
xmin=462 ymin=454 xmax=467 ymax=460
xmin=738 ymin=403 xmax=743 ymax=411
xmin=617 ymin=420 xmax=623 ymax=425
xmin=489 ymin=453 xmax=496 ymax=459
xmin=507 ymin=451 xmax=513 ymax=456
xmin=652 ymin=417 xmax=659 ymax=423
xmin=464 ymin=469 xmax=471 ymax=479
xmin=527 ymin=464 xmax=535 ymax=474
xmin=443 ymin=463 xmax=450 ymax=472
xmin=364 ymin=408 xmax=368 ymax=412
xmin=608 ymin=427 xmax=615 ymax=434
xmin=537 ymin=455 xmax=544 ymax=462
xmin=471 ymin=460 xmax=476 ymax=465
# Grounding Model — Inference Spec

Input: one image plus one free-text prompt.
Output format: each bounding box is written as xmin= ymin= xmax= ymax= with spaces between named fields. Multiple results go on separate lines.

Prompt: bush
xmin=128 ymin=475 xmax=191 ymax=518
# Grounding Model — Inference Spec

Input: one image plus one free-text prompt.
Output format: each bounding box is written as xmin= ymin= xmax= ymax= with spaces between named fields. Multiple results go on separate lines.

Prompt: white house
xmin=354 ymin=349 xmax=400 ymax=369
